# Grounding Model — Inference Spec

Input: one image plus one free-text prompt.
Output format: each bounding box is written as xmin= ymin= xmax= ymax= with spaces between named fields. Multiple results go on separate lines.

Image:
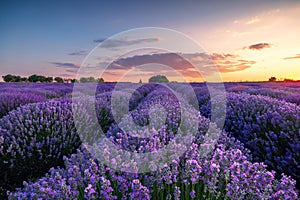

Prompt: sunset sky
xmin=1 ymin=0 xmax=300 ymax=82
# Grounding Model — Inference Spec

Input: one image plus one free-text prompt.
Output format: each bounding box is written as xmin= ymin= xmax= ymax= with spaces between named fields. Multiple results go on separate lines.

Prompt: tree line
xmin=268 ymin=76 xmax=299 ymax=82
xmin=2 ymin=74 xmax=105 ymax=83
xmin=2 ymin=74 xmax=170 ymax=83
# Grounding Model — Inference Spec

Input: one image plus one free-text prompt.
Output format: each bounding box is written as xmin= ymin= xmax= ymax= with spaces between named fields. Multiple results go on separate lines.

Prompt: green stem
xmin=185 ymin=183 xmax=189 ymax=200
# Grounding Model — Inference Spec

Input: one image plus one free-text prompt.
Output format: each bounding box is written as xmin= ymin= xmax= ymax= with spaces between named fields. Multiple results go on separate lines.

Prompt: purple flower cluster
xmin=232 ymin=87 xmax=300 ymax=105
xmin=0 ymin=100 xmax=81 ymax=196
xmin=226 ymin=82 xmax=300 ymax=105
xmin=221 ymin=93 xmax=300 ymax=187
xmin=0 ymin=91 xmax=48 ymax=118
xmin=8 ymin=131 xmax=298 ymax=199
xmin=0 ymin=82 xmax=77 ymax=118
xmin=0 ymin=82 xmax=74 ymax=99
xmin=8 ymin=148 xmax=120 ymax=199
xmin=130 ymin=85 xmax=181 ymax=130
xmin=198 ymin=87 xmax=300 ymax=187
xmin=93 ymin=83 xmax=159 ymax=132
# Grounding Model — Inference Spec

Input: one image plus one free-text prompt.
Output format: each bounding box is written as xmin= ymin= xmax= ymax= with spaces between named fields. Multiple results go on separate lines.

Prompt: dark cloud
xmin=109 ymin=53 xmax=192 ymax=71
xmin=102 ymin=71 xmax=122 ymax=76
xmin=59 ymin=73 xmax=73 ymax=77
xmin=244 ymin=43 xmax=271 ymax=50
xmin=93 ymin=38 xmax=107 ymax=43
xmin=69 ymin=50 xmax=87 ymax=56
xmin=94 ymin=37 xmax=160 ymax=48
xmin=103 ymin=52 xmax=255 ymax=77
xmin=50 ymin=62 xmax=80 ymax=69
xmin=65 ymin=69 xmax=78 ymax=73
xmin=283 ymin=54 xmax=300 ymax=60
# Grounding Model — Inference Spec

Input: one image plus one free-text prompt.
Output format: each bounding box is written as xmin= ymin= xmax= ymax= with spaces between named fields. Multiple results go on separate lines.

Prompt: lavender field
xmin=0 ymin=82 xmax=299 ymax=199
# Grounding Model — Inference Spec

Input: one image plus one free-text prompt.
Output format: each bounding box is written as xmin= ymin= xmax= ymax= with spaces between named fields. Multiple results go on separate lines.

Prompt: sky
xmin=1 ymin=0 xmax=300 ymax=82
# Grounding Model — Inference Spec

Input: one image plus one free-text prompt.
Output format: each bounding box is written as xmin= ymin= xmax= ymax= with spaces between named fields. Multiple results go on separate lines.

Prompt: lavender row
xmin=0 ymin=100 xmax=81 ymax=198
xmin=0 ymin=92 xmax=48 ymax=118
xmin=0 ymin=83 xmax=75 ymax=118
xmin=200 ymin=92 xmax=300 ymax=188
xmin=228 ymin=85 xmax=300 ymax=105
xmin=93 ymin=83 xmax=159 ymax=132
xmin=8 ymin=130 xmax=298 ymax=199
xmin=0 ymin=83 xmax=74 ymax=99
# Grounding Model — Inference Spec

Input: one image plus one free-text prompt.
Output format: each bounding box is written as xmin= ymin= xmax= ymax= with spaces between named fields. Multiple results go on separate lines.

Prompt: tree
xmin=87 ymin=77 xmax=96 ymax=82
xmin=20 ymin=77 xmax=28 ymax=82
xmin=37 ymin=75 xmax=46 ymax=82
xmin=70 ymin=79 xmax=77 ymax=83
xmin=2 ymin=74 xmax=14 ymax=82
xmin=80 ymin=77 xmax=88 ymax=83
xmin=2 ymin=74 xmax=56 ymax=83
xmin=268 ymin=77 xmax=277 ymax=82
xmin=13 ymin=75 xmax=21 ymax=82
xmin=283 ymin=78 xmax=294 ymax=82
xmin=139 ymin=79 xmax=142 ymax=83
xmin=44 ymin=77 xmax=53 ymax=83
xmin=97 ymin=77 xmax=104 ymax=83
xmin=148 ymin=75 xmax=169 ymax=83
xmin=28 ymin=74 xmax=50 ymax=82
xmin=80 ymin=77 xmax=96 ymax=83
xmin=2 ymin=74 xmax=21 ymax=82
xmin=28 ymin=74 xmax=39 ymax=82
xmin=54 ymin=77 xmax=64 ymax=83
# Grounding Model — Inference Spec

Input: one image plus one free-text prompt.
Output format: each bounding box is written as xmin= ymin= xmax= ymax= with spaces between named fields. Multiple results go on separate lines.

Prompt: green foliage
xmin=20 ymin=77 xmax=28 ymax=82
xmin=2 ymin=74 xmax=53 ymax=83
xmin=2 ymin=74 xmax=22 ymax=82
xmin=148 ymin=75 xmax=169 ymax=83
xmin=97 ymin=77 xmax=104 ymax=83
xmin=54 ymin=77 xmax=64 ymax=83
xmin=28 ymin=74 xmax=53 ymax=83
xmin=1 ymin=74 xmax=98 ymax=83
xmin=80 ymin=77 xmax=96 ymax=83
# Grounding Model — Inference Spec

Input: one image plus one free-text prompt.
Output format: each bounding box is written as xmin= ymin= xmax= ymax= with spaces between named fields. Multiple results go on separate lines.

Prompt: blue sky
xmin=1 ymin=0 xmax=300 ymax=82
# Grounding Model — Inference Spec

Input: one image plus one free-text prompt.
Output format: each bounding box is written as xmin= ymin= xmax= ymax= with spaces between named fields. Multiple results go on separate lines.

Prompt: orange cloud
xmin=283 ymin=54 xmax=300 ymax=60
xmin=211 ymin=53 xmax=255 ymax=73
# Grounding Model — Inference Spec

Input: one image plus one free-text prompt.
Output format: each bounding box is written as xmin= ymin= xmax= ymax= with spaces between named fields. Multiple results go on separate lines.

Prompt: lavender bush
xmin=200 ymin=92 xmax=300 ymax=188
xmin=0 ymin=100 xmax=81 ymax=197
